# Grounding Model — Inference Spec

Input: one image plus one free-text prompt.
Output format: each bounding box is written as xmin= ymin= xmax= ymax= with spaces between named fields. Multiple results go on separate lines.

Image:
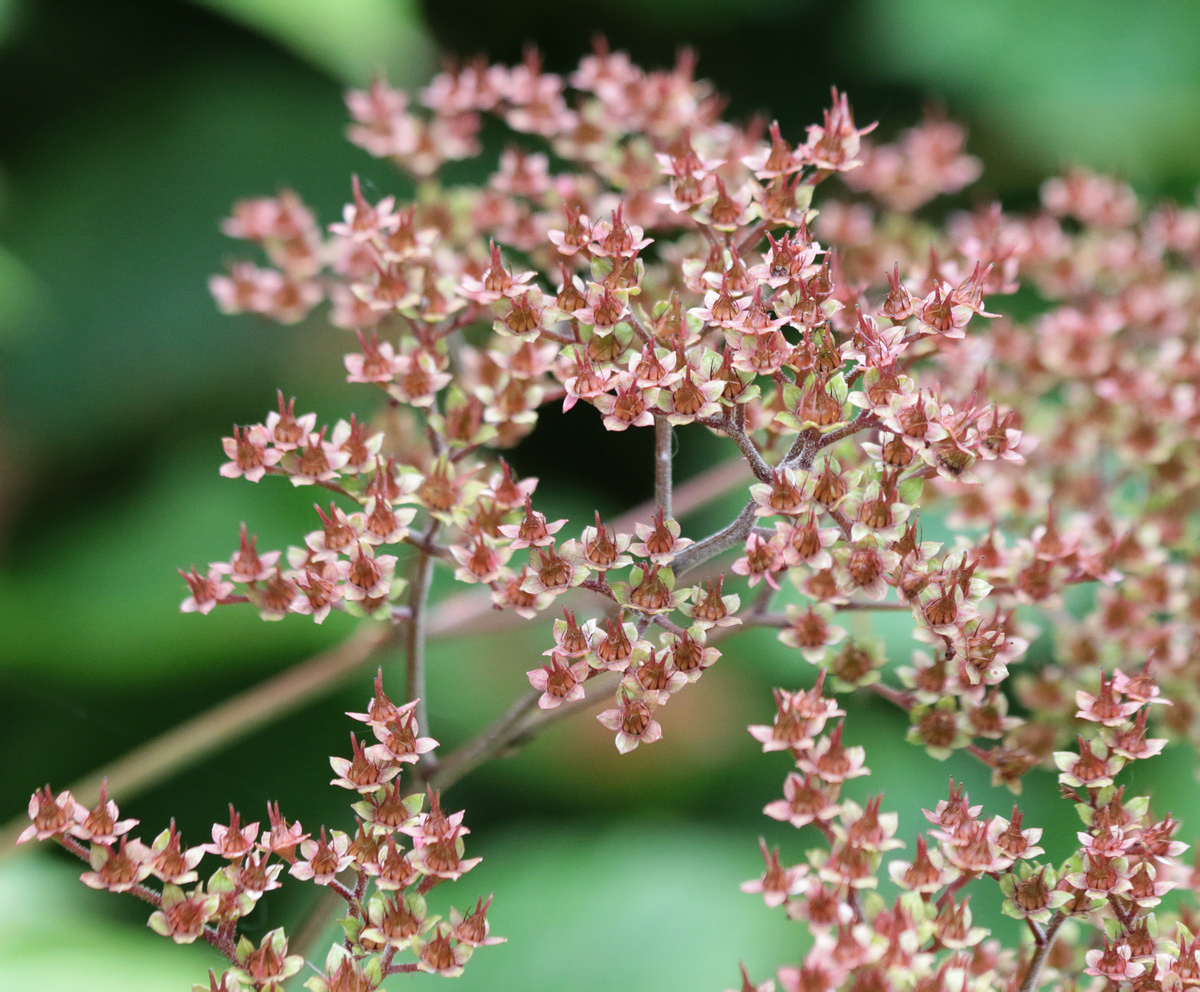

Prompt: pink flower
xmin=597 ymin=693 xmax=663 ymax=753
xmin=19 ymin=787 xmax=82 ymax=844
xmin=203 ymin=806 xmax=259 ymax=859
xmin=415 ymin=923 xmax=473 ymax=977
xmin=329 ymin=732 xmax=401 ymax=792
xmin=1084 ymin=940 xmax=1145 ymax=981
xmin=69 ymin=782 xmax=138 ymax=844
xmin=289 ymin=828 xmax=353 ymax=884
xmin=80 ymin=837 xmax=152 ymax=892
xmin=147 ymin=885 xmax=221 ymax=944
xmin=179 ymin=566 xmax=235 ymax=614
xmin=145 ymin=821 xmax=206 ymax=884
xmin=219 ymin=424 xmax=281 ymax=482
xmin=740 ymin=840 xmax=807 ymax=908
xmin=526 ymin=653 xmax=589 ymax=709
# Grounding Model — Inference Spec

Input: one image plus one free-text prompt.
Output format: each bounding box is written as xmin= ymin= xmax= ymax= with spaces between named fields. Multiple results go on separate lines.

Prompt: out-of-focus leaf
xmin=0 ymin=242 xmax=47 ymax=345
xmin=0 ymin=854 xmax=218 ymax=990
xmin=0 ymin=440 xmax=348 ymax=681
xmin=853 ymin=0 xmax=1200 ymax=184
xmin=193 ymin=0 xmax=434 ymax=86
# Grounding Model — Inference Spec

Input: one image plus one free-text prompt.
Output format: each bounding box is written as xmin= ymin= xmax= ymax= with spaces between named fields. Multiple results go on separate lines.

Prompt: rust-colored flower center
xmin=918 ymin=709 xmax=958 ymax=748
xmin=904 ymin=843 xmax=941 ymax=889
xmin=558 ymin=281 xmax=586 ymax=312
xmin=882 ymin=435 xmax=915 ymax=466
xmin=645 ymin=522 xmax=675 ymax=556
xmin=847 ymin=549 xmax=882 ymax=586
xmin=263 ymin=571 xmax=294 ymax=612
xmin=635 ymin=652 xmax=670 ymax=693
xmin=401 ymin=363 xmax=434 ymax=400
xmin=789 ymin=522 xmax=820 ymax=560
xmin=273 ymin=415 xmax=304 ymax=446
xmin=422 ymin=935 xmax=457 ymax=971
xmin=596 ymin=623 xmax=632 ymax=663
xmin=101 ymin=847 xmax=139 ymax=886
xmin=483 ymin=265 xmax=511 ymax=295
xmin=348 ymin=752 xmax=381 ymax=788
xmin=419 ymin=470 xmax=457 ymax=511
xmin=1014 ymin=871 xmax=1050 ymax=911
xmin=710 ymin=289 xmax=739 ymax=322
xmin=349 ymin=555 xmax=382 ymax=591
xmin=517 ymin=508 xmax=549 ymax=544
xmin=500 ymin=297 xmax=537 ymax=337
xmin=34 ymin=799 xmax=69 ymax=834
xmin=629 ymin=568 xmax=670 ymax=610
xmin=812 ymin=468 xmax=847 ymax=505
xmin=236 ymin=438 xmax=265 ymax=471
xmin=423 ymin=837 xmax=461 ymax=874
xmin=380 ymin=845 xmax=416 ymax=886
xmin=586 ymin=528 xmax=618 ymax=566
xmin=298 ymin=442 xmax=331 ymax=478
xmin=921 ymin=299 xmax=952 ymax=331
xmin=802 ymin=381 xmax=842 ymax=426
xmin=770 ymin=476 xmax=805 ymax=512
xmin=936 ymin=443 xmax=971 ymax=475
xmin=154 ymin=838 xmax=186 ymax=879
xmin=693 ymin=583 xmax=728 ymax=622
xmin=375 ymin=266 xmax=409 ymax=305
xmin=546 ymin=664 xmax=578 ymax=698
xmin=791 ymin=610 xmax=828 ymax=648
xmin=898 ymin=403 xmax=928 ymax=439
xmin=246 ymin=942 xmax=283 ymax=980
xmin=860 ymin=499 xmax=892 ymax=529
xmin=84 ymin=806 xmax=116 ymax=838
xmin=613 ymin=389 xmax=646 ymax=423
xmin=831 ymin=646 xmax=873 ymax=683
xmin=1073 ymin=747 xmax=1109 ymax=783
xmin=167 ymin=898 xmax=206 ymax=935
xmin=672 ymin=635 xmax=703 ymax=672
xmin=621 ymin=701 xmax=652 ymax=737
xmin=816 ymin=744 xmax=850 ymax=778
xmin=382 ymin=897 xmax=423 ymax=940
xmin=807 ymin=569 xmax=840 ymax=600
xmin=1085 ymin=856 xmax=1118 ymax=891
xmin=311 ymin=844 xmax=341 ymax=877
xmin=535 ymin=549 xmax=571 ymax=588
xmin=710 ymin=190 xmax=742 ymax=227
xmin=592 ymin=290 xmax=623 ymax=326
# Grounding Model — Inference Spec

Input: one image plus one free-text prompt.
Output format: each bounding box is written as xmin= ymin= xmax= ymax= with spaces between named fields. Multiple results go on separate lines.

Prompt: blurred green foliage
xmin=2 ymin=0 xmax=1199 ymax=988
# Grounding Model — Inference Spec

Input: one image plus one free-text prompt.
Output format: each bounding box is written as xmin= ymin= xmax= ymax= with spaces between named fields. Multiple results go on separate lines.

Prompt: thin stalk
xmin=670 ymin=500 xmax=759 ymax=575
xmin=405 ymin=523 xmax=440 ymax=776
xmin=1019 ymin=911 xmax=1066 ymax=992
xmin=654 ymin=415 xmax=674 ymax=519
xmin=430 ymin=671 xmax=623 ymax=793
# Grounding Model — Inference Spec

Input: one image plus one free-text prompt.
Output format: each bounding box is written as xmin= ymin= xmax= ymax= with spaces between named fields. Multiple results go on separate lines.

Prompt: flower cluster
xmin=195 ymin=44 xmax=1038 ymax=760
xmin=31 ymin=40 xmax=1200 ymax=992
xmin=21 ymin=674 xmax=499 ymax=989
xmin=741 ymin=663 xmax=1196 ymax=989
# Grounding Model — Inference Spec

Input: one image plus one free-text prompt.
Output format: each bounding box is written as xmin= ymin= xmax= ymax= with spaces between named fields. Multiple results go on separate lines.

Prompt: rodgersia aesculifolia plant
xmin=22 ymin=43 xmax=1200 ymax=991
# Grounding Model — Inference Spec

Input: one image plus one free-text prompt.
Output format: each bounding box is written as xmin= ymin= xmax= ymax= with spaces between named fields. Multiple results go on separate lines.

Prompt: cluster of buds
xmin=21 ymin=674 xmax=499 ymax=989
xmin=78 ymin=39 xmax=1200 ymax=992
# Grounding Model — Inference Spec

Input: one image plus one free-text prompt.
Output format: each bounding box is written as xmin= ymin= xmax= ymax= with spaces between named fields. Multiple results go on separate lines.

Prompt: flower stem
xmin=654 ymin=415 xmax=674 ymax=519
xmin=1019 ymin=911 xmax=1066 ymax=992
xmin=405 ymin=523 xmax=440 ymax=777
